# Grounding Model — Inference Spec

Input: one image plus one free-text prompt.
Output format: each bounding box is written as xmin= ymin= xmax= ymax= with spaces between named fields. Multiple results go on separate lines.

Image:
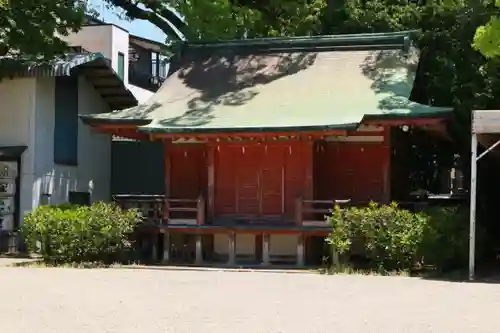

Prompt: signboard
xmin=0 ymin=161 xmax=17 ymax=179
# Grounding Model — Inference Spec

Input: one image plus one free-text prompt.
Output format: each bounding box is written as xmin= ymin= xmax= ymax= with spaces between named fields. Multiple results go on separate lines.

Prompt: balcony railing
xmin=113 ymin=195 xmax=164 ymax=225
xmin=295 ymin=197 xmax=351 ymax=227
xmin=164 ymin=196 xmax=205 ymax=226
xmin=113 ymin=194 xmax=205 ymax=226
xmin=128 ymin=65 xmax=165 ymax=92
xmin=114 ymin=194 xmax=460 ymax=229
xmin=294 ymin=196 xmax=465 ymax=227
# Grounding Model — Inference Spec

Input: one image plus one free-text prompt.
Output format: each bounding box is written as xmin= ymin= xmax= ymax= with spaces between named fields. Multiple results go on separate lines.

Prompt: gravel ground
xmin=0 ymin=267 xmax=499 ymax=333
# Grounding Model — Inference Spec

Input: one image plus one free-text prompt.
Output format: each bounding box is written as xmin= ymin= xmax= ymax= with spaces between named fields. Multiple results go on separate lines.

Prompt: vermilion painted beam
xmin=206 ymin=143 xmax=215 ymax=221
xmin=150 ymin=130 xmax=347 ymax=141
xmin=156 ymin=227 xmax=330 ymax=236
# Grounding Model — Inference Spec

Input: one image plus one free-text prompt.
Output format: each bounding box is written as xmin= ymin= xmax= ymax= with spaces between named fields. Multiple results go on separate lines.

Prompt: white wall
xmin=111 ymin=26 xmax=130 ymax=84
xmin=63 ymin=24 xmax=153 ymax=103
xmin=62 ymin=25 xmax=130 ymax=83
xmin=0 ymin=78 xmax=37 ymax=220
xmin=62 ymin=25 xmax=113 ymax=61
xmin=213 ymin=233 xmax=298 ymax=260
xmin=214 ymin=234 xmax=255 ymax=257
xmin=270 ymin=235 xmax=297 ymax=256
xmin=33 ymin=77 xmax=111 ymax=207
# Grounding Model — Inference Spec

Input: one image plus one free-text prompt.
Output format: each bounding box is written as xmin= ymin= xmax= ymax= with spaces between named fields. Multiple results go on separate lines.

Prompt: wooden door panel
xmin=214 ymin=141 xmax=313 ymax=218
xmin=169 ymin=144 xmax=206 ymax=199
xmin=316 ymin=143 xmax=388 ymax=203
xmin=284 ymin=142 xmax=312 ymax=216
xmin=237 ymin=145 xmax=261 ymax=215
xmin=215 ymin=144 xmax=239 ymax=215
xmin=261 ymin=144 xmax=285 ymax=215
xmin=353 ymin=145 xmax=387 ymax=202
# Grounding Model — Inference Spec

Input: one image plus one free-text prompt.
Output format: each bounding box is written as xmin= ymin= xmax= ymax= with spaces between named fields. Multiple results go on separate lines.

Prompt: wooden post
xmin=262 ymin=233 xmax=270 ymax=265
xmin=469 ymin=133 xmax=478 ymax=281
xmin=297 ymin=234 xmax=305 ymax=267
xmin=195 ymin=234 xmax=203 ymax=265
xmin=227 ymin=232 xmax=236 ymax=266
xmin=305 ymin=140 xmax=314 ymax=213
xmin=164 ymin=140 xmax=172 ymax=222
xmin=384 ymin=126 xmax=391 ymax=203
xmin=197 ymin=194 xmax=205 ymax=225
xmin=295 ymin=196 xmax=303 ymax=226
xmin=207 ymin=143 xmax=215 ymax=222
xmin=162 ymin=231 xmax=170 ymax=263
xmin=152 ymin=234 xmax=159 ymax=262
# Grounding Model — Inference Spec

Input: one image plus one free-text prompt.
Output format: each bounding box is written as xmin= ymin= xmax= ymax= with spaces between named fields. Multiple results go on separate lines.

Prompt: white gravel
xmin=0 ymin=267 xmax=499 ymax=333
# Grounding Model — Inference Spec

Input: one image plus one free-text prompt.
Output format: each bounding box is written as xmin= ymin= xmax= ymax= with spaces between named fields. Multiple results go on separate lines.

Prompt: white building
xmin=0 ymin=19 xmax=167 ymax=245
xmin=64 ymin=17 xmax=168 ymax=103
xmin=0 ymin=54 xmax=136 ymax=240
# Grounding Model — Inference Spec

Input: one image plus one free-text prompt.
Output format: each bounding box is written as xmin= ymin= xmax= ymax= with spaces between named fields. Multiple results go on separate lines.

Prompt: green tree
xmin=106 ymin=0 xmax=326 ymax=40
xmin=473 ymin=0 xmax=500 ymax=58
xmin=328 ymin=0 xmax=500 ymax=258
xmin=0 ymin=0 xmax=87 ymax=60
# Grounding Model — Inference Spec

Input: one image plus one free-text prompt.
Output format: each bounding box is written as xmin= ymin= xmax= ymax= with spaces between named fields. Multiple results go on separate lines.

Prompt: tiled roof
xmin=80 ymin=31 xmax=451 ymax=132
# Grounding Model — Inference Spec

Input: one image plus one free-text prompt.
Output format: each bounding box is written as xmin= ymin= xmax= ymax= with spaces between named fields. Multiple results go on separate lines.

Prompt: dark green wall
xmin=111 ymin=140 xmax=164 ymax=195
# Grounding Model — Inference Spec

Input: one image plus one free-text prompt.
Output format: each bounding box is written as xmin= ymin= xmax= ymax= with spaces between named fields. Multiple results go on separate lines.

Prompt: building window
xmin=54 ymin=76 xmax=78 ymax=165
xmin=117 ymin=52 xmax=125 ymax=80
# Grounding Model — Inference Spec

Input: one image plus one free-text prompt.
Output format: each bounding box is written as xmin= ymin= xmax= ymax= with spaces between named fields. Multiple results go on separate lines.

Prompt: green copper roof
xmin=80 ymin=31 xmax=451 ymax=133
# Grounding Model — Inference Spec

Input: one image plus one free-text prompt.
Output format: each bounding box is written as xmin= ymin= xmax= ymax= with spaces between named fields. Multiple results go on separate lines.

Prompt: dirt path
xmin=0 ymin=267 xmax=498 ymax=332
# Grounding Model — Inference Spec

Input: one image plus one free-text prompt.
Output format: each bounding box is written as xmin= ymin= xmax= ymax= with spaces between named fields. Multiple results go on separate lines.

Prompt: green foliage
xmin=326 ymin=203 xmax=470 ymax=271
xmin=22 ymin=202 xmax=142 ymax=264
xmin=107 ymin=0 xmax=326 ymax=40
xmin=105 ymin=0 xmax=500 ymax=258
xmin=0 ymin=0 xmax=87 ymax=60
xmin=473 ymin=0 xmax=500 ymax=58
xmin=419 ymin=206 xmax=475 ymax=270
xmin=327 ymin=202 xmax=428 ymax=270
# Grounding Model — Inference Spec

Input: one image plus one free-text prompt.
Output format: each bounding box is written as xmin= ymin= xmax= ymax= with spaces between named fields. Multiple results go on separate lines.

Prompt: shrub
xmin=22 ymin=202 xmax=142 ymax=264
xmin=419 ymin=206 xmax=472 ymax=271
xmin=326 ymin=202 xmax=473 ymax=272
xmin=326 ymin=202 xmax=428 ymax=271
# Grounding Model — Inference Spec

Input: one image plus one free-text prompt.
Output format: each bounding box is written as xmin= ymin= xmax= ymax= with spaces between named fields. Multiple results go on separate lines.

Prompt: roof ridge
xmin=185 ymin=30 xmax=419 ymax=48
xmin=177 ymin=30 xmax=419 ymax=58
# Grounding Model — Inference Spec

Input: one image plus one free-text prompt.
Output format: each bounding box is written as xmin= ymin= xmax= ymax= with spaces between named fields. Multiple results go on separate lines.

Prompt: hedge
xmin=22 ymin=202 xmax=142 ymax=264
xmin=326 ymin=202 xmax=471 ymax=272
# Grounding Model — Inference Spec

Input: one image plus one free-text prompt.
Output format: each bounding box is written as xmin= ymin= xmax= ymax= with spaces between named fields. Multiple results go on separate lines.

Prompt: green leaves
xmin=22 ymin=202 xmax=142 ymax=265
xmin=472 ymin=0 xmax=500 ymax=58
xmin=326 ymin=202 xmax=469 ymax=271
xmin=473 ymin=16 xmax=500 ymax=58
xmin=0 ymin=0 xmax=87 ymax=60
xmin=107 ymin=0 xmax=326 ymax=40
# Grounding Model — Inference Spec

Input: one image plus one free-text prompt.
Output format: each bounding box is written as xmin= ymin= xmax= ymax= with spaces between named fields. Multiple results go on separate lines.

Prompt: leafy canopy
xmin=105 ymin=0 xmax=326 ymax=40
xmin=0 ymin=0 xmax=86 ymax=60
xmin=473 ymin=0 xmax=500 ymax=58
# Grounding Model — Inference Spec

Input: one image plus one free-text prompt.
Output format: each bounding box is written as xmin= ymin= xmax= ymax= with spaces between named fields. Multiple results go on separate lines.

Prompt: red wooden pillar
xmin=207 ymin=142 xmax=215 ymax=222
xmin=383 ymin=126 xmax=392 ymax=203
xmin=305 ymin=140 xmax=314 ymax=201
xmin=302 ymin=140 xmax=314 ymax=221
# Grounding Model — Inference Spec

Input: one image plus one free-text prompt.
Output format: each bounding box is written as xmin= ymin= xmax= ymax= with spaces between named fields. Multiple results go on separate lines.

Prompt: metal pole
xmin=469 ymin=133 xmax=478 ymax=281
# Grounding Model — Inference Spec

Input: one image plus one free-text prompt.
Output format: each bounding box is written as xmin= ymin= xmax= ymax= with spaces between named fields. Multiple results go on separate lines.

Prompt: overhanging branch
xmin=108 ymin=0 xmax=184 ymax=40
